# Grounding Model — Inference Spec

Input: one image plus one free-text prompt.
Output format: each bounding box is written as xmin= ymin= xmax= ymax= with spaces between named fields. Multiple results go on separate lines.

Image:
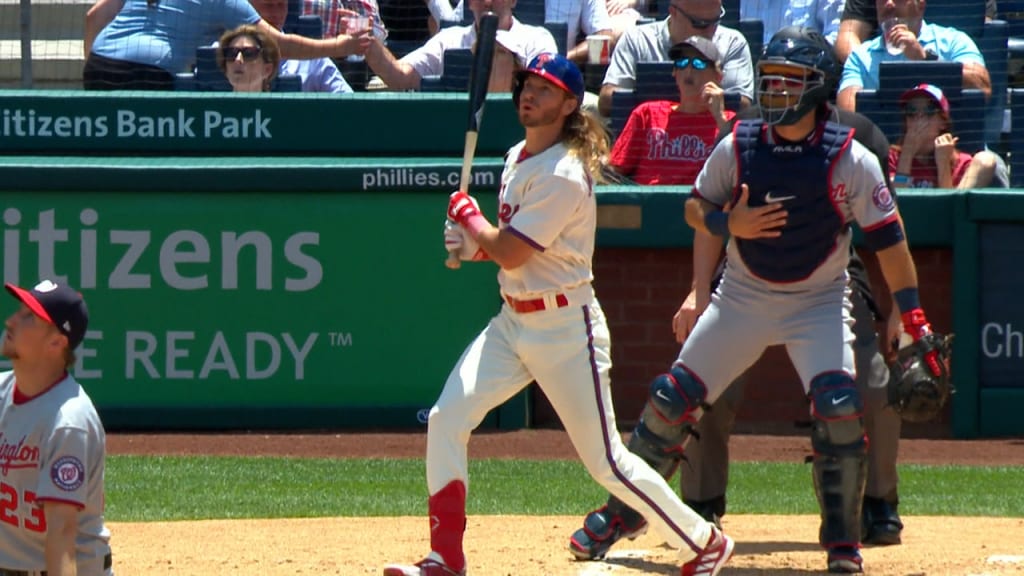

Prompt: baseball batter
xmin=383 ymin=54 xmax=733 ymax=576
xmin=0 ymin=280 xmax=113 ymax=575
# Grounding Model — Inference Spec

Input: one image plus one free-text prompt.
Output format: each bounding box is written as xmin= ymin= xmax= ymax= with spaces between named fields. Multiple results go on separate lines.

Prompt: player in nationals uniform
xmin=0 ymin=280 xmax=113 ymax=575
xmin=674 ymin=37 xmax=938 ymax=573
xmin=383 ymin=53 xmax=734 ymax=576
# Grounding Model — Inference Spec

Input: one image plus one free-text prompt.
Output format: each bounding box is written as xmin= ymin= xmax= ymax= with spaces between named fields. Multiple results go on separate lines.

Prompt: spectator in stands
xmin=487 ymin=31 xmax=528 ymax=92
xmin=609 ymin=37 xmax=734 ymax=183
xmin=217 ymin=25 xmax=281 ymax=91
xmin=834 ymin=0 xmax=877 ymax=63
xmin=364 ymin=0 xmax=557 ymax=91
xmin=598 ymin=0 xmax=754 ymax=118
xmin=835 ymin=0 xmax=997 ymax=64
xmin=83 ymin=0 xmax=370 ymax=91
xmin=251 ymin=0 xmax=354 ymax=92
xmin=303 ymin=0 xmax=389 ymax=41
xmin=423 ymin=0 xmax=616 ymax=64
xmin=889 ymin=83 xmax=999 ymax=188
xmin=836 ymin=0 xmax=991 ymax=111
xmin=740 ymin=0 xmax=845 ymax=44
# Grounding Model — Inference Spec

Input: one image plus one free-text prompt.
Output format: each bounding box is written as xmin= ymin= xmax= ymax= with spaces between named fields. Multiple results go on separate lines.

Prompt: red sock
xmin=428 ymin=480 xmax=467 ymax=572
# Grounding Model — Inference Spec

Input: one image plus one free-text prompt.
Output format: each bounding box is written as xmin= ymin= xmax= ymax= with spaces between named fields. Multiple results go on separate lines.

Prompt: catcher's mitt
xmin=888 ymin=332 xmax=954 ymax=423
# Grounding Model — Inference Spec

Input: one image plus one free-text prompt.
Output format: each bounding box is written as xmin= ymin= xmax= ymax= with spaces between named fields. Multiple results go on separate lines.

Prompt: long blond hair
xmin=561 ymin=108 xmax=610 ymax=184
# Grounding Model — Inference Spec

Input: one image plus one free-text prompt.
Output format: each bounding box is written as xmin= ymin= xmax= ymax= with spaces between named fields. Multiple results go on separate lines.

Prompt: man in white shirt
xmin=423 ymin=0 xmax=615 ymax=64
xmin=367 ymin=0 xmax=557 ymax=90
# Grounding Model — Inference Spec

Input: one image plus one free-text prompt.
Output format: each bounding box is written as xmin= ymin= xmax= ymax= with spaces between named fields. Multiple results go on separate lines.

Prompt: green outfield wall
xmin=0 ymin=91 xmax=1020 ymax=438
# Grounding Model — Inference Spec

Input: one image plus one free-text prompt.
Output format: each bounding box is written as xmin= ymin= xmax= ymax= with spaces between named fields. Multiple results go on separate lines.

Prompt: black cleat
xmin=861 ymin=496 xmax=903 ymax=546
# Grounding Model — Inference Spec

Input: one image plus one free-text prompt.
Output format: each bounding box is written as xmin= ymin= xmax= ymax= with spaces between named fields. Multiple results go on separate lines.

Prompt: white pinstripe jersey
xmin=496 ymin=140 xmax=596 ymax=299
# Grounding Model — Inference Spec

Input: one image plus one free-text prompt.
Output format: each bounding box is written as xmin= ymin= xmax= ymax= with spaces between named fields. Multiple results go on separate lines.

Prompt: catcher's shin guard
xmin=568 ymin=365 xmax=706 ymax=560
xmin=809 ymin=372 xmax=867 ymax=549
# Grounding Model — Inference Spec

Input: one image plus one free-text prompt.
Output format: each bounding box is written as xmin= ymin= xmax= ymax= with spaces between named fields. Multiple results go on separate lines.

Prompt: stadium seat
xmin=193 ymin=46 xmax=232 ymax=91
xmin=979 ymin=21 xmax=1009 ymax=148
xmin=854 ymin=89 xmax=901 ymax=144
xmin=609 ymin=89 xmax=640 ymax=139
xmin=635 ymin=61 xmax=677 ymax=101
xmin=338 ymin=58 xmax=369 ymax=91
xmin=271 ymin=74 xmax=303 ymax=92
xmin=545 ymin=21 xmax=569 ymax=56
xmin=441 ymin=47 xmax=473 ymax=91
xmin=877 ymin=60 xmax=963 ymax=100
xmin=386 ymin=39 xmax=423 ymax=59
xmin=738 ymin=19 xmax=764 ymax=66
xmin=924 ymin=0 xmax=986 ymax=39
xmin=514 ymin=0 xmax=545 ymax=26
xmin=289 ymin=15 xmax=323 ymax=39
xmin=1009 ymin=88 xmax=1024 ymax=186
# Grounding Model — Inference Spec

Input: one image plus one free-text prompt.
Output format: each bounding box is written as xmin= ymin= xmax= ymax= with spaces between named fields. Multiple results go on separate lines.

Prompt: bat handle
xmin=446 ymin=250 xmax=462 ymax=269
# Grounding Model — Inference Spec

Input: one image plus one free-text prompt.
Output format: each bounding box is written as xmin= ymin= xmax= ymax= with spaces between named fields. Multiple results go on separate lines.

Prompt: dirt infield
xmin=106 ymin=431 xmax=1024 ymax=575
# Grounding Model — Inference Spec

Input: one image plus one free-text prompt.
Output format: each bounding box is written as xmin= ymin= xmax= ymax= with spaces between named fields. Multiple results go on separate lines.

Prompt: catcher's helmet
xmin=888 ymin=333 xmax=955 ymax=423
xmin=513 ymin=53 xmax=585 ymax=108
xmin=757 ymin=26 xmax=839 ymax=126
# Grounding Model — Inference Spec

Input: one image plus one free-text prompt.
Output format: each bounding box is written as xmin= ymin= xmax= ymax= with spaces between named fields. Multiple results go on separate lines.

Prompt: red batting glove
xmin=901 ymin=308 xmax=943 ymax=376
xmin=448 ymin=191 xmax=481 ymax=227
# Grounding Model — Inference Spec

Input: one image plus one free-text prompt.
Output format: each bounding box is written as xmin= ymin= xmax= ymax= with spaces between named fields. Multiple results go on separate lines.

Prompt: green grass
xmin=106 ymin=456 xmax=1024 ymax=522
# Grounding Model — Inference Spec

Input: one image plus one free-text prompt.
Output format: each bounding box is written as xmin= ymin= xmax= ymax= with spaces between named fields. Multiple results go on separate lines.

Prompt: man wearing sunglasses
xmin=598 ymin=0 xmax=753 ymax=117
xmin=608 ymin=37 xmax=734 ymax=184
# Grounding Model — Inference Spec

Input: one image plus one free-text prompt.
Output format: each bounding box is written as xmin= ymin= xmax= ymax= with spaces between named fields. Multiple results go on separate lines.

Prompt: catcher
xmin=566 ymin=25 xmax=952 ymax=573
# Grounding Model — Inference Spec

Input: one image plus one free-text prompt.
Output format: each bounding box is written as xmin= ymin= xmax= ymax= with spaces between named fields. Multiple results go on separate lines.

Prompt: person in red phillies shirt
xmin=609 ymin=35 xmax=735 ymax=185
xmin=888 ymin=83 xmax=998 ymax=189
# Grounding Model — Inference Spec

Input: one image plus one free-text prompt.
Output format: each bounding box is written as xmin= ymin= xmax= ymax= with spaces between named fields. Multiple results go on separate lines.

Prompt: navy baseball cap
xmin=517 ymin=53 xmax=585 ymax=107
xmin=5 ymin=280 xmax=89 ymax=350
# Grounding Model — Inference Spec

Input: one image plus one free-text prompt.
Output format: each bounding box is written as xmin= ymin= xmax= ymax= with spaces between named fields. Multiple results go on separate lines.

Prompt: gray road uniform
xmin=680 ymin=118 xmax=903 ymax=550
xmin=0 ymin=371 xmax=112 ymax=575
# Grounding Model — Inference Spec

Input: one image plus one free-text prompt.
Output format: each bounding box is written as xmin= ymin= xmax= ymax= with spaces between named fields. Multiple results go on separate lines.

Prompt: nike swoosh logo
xmin=654 ymin=388 xmax=672 ymax=403
xmin=430 ymin=515 xmax=440 ymax=532
xmin=832 ymin=395 xmax=849 ymax=405
xmin=764 ymin=191 xmax=796 ymax=203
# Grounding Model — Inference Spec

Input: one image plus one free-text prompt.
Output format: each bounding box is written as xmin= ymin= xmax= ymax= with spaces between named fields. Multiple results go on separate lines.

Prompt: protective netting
xmin=0 ymin=0 xmax=1019 ymax=185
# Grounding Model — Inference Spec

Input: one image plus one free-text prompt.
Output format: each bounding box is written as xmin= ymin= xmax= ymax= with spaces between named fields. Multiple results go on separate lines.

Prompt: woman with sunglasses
xmin=608 ymin=37 xmax=734 ymax=184
xmin=84 ymin=0 xmax=370 ymax=91
xmin=217 ymin=25 xmax=281 ymax=92
xmin=889 ymin=83 xmax=997 ymax=189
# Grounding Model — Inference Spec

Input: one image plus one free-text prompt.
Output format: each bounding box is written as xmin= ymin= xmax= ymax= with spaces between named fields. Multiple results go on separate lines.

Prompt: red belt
xmin=505 ymin=293 xmax=569 ymax=313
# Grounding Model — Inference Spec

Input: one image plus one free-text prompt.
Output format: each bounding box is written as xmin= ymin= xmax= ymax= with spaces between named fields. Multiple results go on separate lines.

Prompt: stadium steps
xmin=0 ymin=0 xmax=90 ymax=87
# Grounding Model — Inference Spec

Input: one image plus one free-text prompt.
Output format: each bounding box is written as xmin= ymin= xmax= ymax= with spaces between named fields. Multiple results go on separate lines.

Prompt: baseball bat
xmin=446 ymin=11 xmax=499 ymax=269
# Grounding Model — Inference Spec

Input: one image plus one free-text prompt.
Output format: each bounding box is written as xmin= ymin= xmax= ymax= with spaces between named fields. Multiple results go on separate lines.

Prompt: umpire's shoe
xmin=568 ymin=505 xmax=648 ymax=560
xmin=827 ymin=546 xmax=864 ymax=573
xmin=685 ymin=497 xmax=725 ymax=530
xmin=861 ymin=496 xmax=903 ymax=546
